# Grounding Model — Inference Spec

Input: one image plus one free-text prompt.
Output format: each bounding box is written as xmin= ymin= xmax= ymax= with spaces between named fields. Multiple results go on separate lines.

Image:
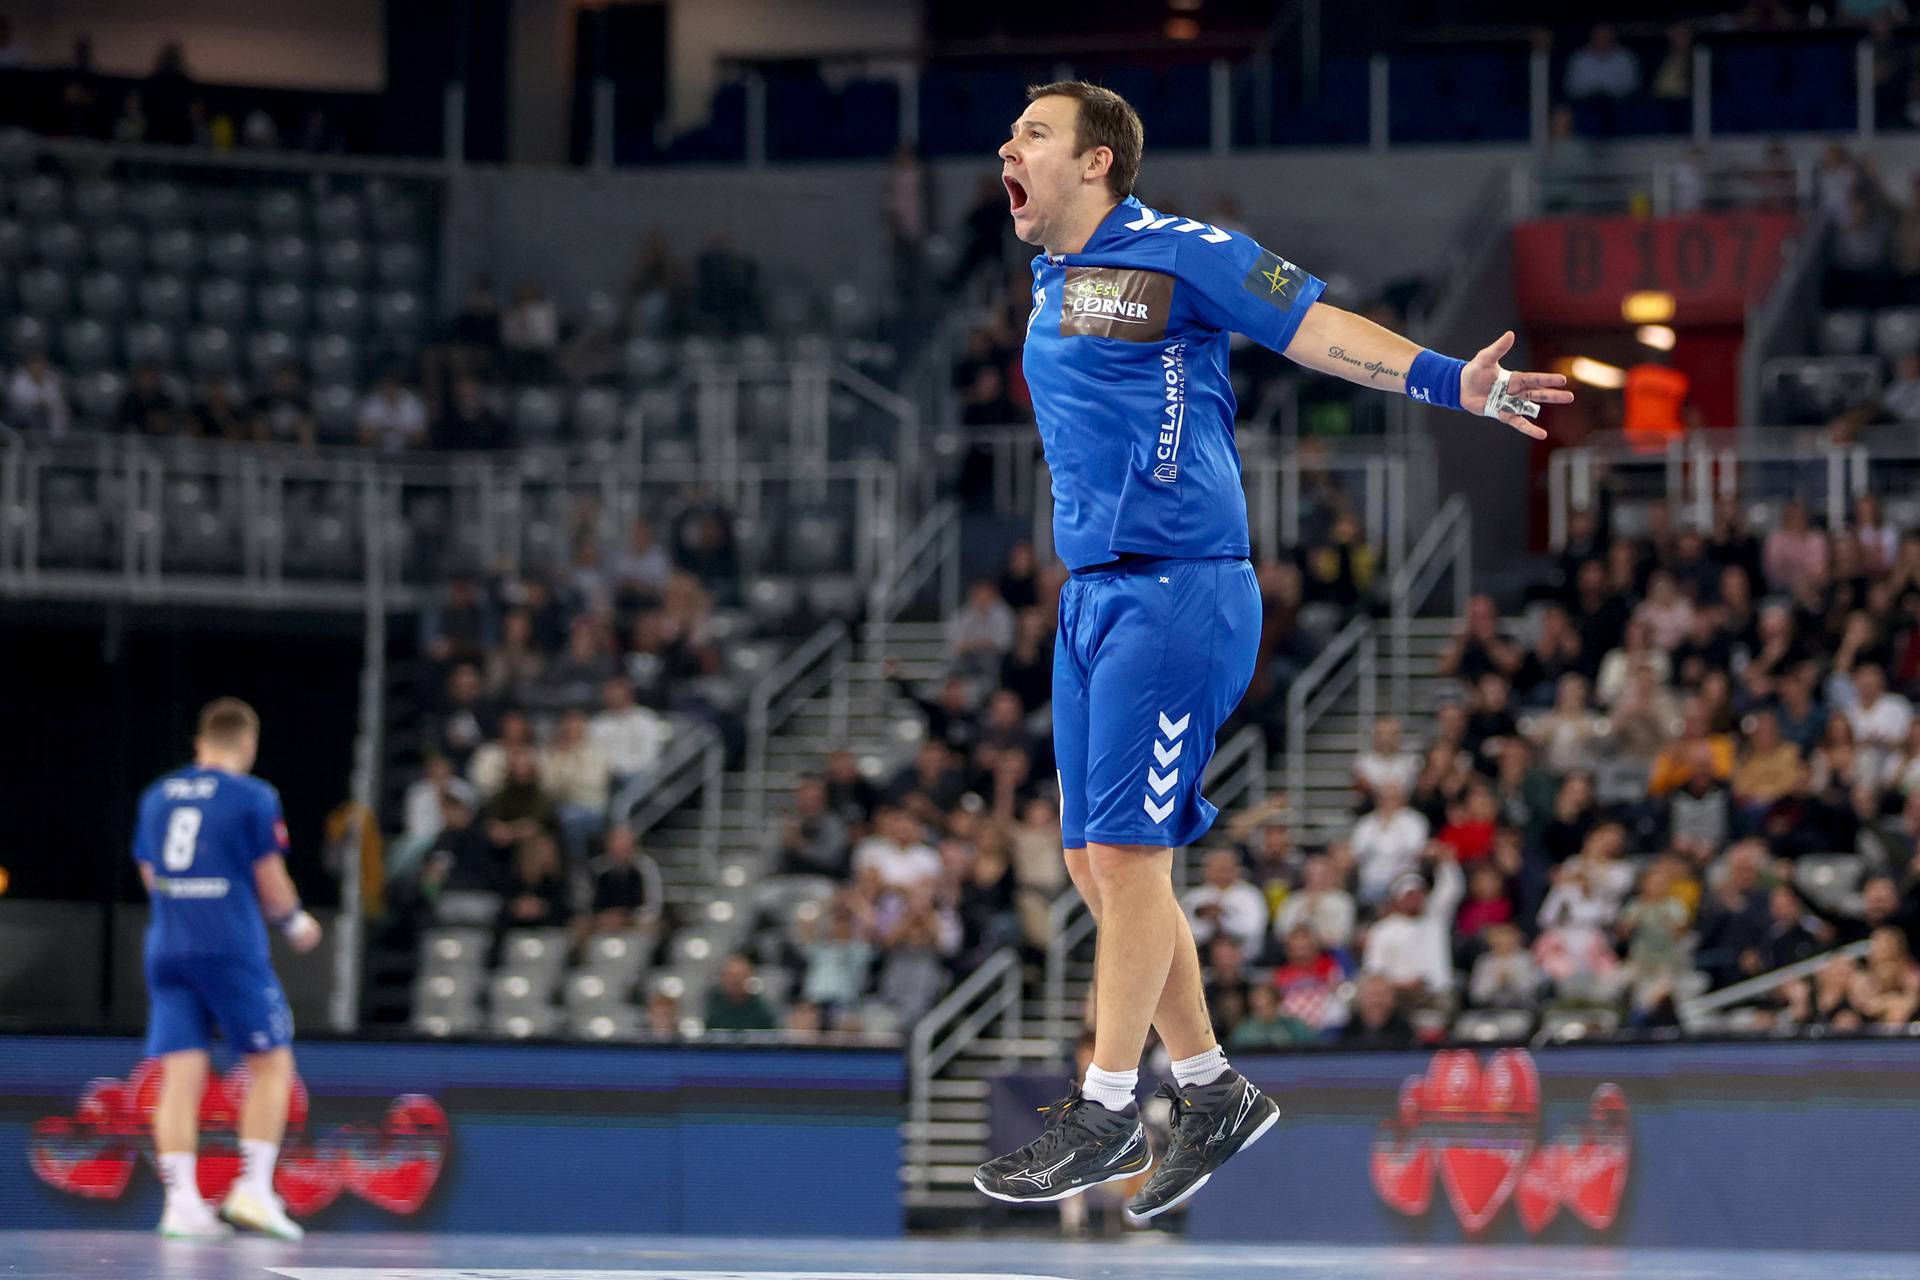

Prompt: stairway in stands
xmin=1287 ymin=616 xmax=1471 ymax=845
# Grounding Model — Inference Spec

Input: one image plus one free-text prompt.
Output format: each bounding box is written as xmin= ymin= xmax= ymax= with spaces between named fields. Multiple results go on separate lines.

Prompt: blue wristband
xmin=1406 ymin=349 xmax=1466 ymax=411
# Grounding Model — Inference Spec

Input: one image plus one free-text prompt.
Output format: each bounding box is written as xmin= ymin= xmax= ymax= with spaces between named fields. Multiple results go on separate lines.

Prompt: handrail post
xmin=1453 ymin=514 xmax=1472 ymax=617
xmin=702 ymin=735 xmax=723 ymax=872
xmin=1548 ymin=449 xmax=1569 ymax=550
xmin=830 ymin=634 xmax=850 ymax=742
xmin=1825 ymin=445 xmax=1847 ymax=535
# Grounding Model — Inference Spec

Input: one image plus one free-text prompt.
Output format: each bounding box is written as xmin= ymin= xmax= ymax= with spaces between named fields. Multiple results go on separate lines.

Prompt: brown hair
xmin=197 ymin=696 xmax=259 ymax=745
xmin=1026 ymin=80 xmax=1143 ymax=198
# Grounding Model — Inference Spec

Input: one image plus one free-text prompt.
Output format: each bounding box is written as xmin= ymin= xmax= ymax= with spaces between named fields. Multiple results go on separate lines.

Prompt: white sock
xmin=1080 ymin=1064 xmax=1138 ymax=1112
xmin=1172 ymin=1045 xmax=1231 ymax=1088
xmin=158 ymin=1152 xmax=198 ymax=1206
xmin=240 ymin=1139 xmax=279 ymax=1197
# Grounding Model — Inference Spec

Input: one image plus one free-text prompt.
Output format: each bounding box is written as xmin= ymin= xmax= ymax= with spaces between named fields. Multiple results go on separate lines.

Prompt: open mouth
xmin=1004 ymin=174 xmax=1028 ymax=214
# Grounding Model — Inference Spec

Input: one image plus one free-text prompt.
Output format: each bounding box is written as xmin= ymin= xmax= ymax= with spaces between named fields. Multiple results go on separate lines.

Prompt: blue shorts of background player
xmin=145 ymin=951 xmax=294 ymax=1059
xmin=1053 ymin=555 xmax=1262 ymax=850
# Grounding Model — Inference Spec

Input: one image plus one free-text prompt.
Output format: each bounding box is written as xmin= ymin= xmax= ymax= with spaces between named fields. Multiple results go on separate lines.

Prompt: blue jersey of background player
xmin=973 ymin=81 xmax=1571 ymax=1220
xmin=133 ymin=696 xmax=321 ymax=1242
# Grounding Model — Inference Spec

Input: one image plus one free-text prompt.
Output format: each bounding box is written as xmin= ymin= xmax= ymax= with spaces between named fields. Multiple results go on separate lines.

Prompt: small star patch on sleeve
xmin=1241 ymin=250 xmax=1305 ymax=308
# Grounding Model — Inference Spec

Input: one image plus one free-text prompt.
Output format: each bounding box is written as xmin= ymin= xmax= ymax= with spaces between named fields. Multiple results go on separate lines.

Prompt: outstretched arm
xmin=1283 ymin=303 xmax=1569 ymax=440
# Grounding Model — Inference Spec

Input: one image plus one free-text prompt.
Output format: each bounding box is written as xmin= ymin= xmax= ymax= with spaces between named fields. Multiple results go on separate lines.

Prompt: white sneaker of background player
xmin=158 ymin=1195 xmax=234 ymax=1239
xmin=221 ymin=1183 xmax=305 ymax=1242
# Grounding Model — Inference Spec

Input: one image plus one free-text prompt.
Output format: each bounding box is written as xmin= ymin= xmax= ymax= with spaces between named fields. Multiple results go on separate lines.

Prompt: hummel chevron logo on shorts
xmin=1144 ymin=710 xmax=1190 ymax=824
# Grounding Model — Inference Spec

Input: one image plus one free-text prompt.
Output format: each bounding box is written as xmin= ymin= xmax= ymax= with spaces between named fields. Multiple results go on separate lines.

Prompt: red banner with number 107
xmin=1511 ymin=211 xmax=1802 ymax=327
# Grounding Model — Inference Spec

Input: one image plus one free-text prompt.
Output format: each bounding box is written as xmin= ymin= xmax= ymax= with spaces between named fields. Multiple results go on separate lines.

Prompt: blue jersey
xmin=1022 ymin=195 xmax=1326 ymax=571
xmin=132 ymin=764 xmax=288 ymax=962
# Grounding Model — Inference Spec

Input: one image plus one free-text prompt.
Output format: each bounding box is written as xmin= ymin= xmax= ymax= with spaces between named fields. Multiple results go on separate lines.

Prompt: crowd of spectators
xmin=370 ymin=499 xmax=748 ymax=990
xmin=754 ymin=544 xmax=1074 ymax=1035
xmin=1168 ymin=486 xmax=1920 ymax=1050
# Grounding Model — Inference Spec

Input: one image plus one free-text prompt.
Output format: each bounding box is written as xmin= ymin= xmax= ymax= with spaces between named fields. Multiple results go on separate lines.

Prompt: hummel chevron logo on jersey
xmin=1122 ymin=207 xmax=1233 ymax=243
xmin=1008 ymin=1154 xmax=1076 ymax=1190
xmin=1145 ymin=710 xmax=1191 ymax=823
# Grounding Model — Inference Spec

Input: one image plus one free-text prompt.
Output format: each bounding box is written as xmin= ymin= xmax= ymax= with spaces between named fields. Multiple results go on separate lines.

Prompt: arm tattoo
xmin=1327 ymin=345 xmax=1403 ymax=384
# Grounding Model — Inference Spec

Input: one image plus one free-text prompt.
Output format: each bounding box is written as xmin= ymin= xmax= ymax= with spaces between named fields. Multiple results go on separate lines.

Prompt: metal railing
xmin=1679 ymin=940 xmax=1871 ymax=1031
xmin=1042 ymin=892 xmax=1097 ymax=1043
xmin=617 ymin=721 xmax=727 ymax=880
xmin=744 ymin=619 xmax=852 ymax=828
xmin=906 ymin=946 xmax=1024 ymax=1202
xmin=1242 ymin=446 xmax=1419 ymax=572
xmin=865 ymin=498 xmax=961 ymax=665
xmin=1284 ymin=615 xmax=1376 ymax=822
xmin=1545 ymin=435 xmax=1897 ymax=552
xmin=1388 ymin=493 xmax=1471 ymax=717
xmin=0 ymin=434 xmax=901 ymax=610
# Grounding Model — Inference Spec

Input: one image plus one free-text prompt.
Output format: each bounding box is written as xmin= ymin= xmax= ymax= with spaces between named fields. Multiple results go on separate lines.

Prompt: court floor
xmin=2 ymin=1233 xmax=1919 ymax=1280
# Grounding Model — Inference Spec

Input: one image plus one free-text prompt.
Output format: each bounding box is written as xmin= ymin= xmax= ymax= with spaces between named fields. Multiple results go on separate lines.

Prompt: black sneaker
xmin=973 ymin=1087 xmax=1151 ymax=1204
xmin=1125 ymin=1070 xmax=1280 ymax=1220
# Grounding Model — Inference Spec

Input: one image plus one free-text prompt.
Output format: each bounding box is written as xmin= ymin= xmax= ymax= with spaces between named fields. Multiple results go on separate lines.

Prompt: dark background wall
xmin=0 ymin=603 xmax=362 ymax=907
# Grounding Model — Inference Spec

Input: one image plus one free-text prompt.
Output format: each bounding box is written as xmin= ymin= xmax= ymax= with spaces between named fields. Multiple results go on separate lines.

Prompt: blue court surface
xmin=2 ymin=1234 xmax=1919 ymax=1280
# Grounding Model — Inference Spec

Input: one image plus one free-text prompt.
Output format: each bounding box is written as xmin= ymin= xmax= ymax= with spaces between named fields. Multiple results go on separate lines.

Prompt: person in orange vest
xmin=1623 ymin=358 xmax=1691 ymax=452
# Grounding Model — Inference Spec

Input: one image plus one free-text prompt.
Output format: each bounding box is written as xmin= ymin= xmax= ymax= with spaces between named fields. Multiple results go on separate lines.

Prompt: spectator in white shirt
xmin=6 ymin=354 xmax=70 ymax=435
xmin=1362 ymin=852 xmax=1464 ymax=997
xmin=405 ymin=755 xmax=477 ymax=841
xmin=393 ymin=754 xmax=478 ymax=880
xmin=468 ymin=711 xmax=536 ymax=800
xmin=541 ymin=709 xmax=610 ymax=863
xmin=1353 ymin=715 xmax=1420 ymax=807
xmin=853 ymin=807 xmax=943 ymax=890
xmin=1183 ymin=849 xmax=1270 ymax=955
xmin=357 ymin=373 xmax=428 ymax=452
xmin=589 ymin=675 xmax=670 ymax=792
xmin=1565 ymin=24 xmax=1640 ymax=99
xmin=1273 ymin=853 xmax=1357 ymax=951
xmin=1846 ymin=663 xmax=1914 ymax=780
xmin=501 ymin=281 xmax=560 ymax=379
xmin=1846 ymin=663 xmax=1913 ymax=747
xmin=948 ymin=578 xmax=1015 ymax=682
xmin=1351 ymin=781 xmax=1431 ymax=905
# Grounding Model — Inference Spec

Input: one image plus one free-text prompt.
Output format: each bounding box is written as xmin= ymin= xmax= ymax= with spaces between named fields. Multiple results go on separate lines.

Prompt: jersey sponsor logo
xmin=1058 ymin=267 xmax=1171 ymax=342
xmin=1243 ymin=249 xmax=1307 ymax=308
xmin=151 ymin=875 xmax=233 ymax=899
xmin=1154 ymin=342 xmax=1186 ymax=482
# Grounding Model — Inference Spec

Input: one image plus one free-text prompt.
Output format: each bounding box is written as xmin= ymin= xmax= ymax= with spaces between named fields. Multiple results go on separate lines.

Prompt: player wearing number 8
xmin=132 ymin=697 xmax=322 ymax=1242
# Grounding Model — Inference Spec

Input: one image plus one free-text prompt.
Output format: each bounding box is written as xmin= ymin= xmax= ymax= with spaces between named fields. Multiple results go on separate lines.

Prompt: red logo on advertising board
xmin=29 ymin=1058 xmax=448 ymax=1216
xmin=1370 ymin=1049 xmax=1630 ymax=1236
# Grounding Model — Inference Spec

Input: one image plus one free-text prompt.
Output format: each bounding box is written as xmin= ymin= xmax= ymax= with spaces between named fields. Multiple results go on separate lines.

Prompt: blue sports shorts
xmin=145 ymin=950 xmax=294 ymax=1058
xmin=1053 ymin=555 xmax=1261 ymax=849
